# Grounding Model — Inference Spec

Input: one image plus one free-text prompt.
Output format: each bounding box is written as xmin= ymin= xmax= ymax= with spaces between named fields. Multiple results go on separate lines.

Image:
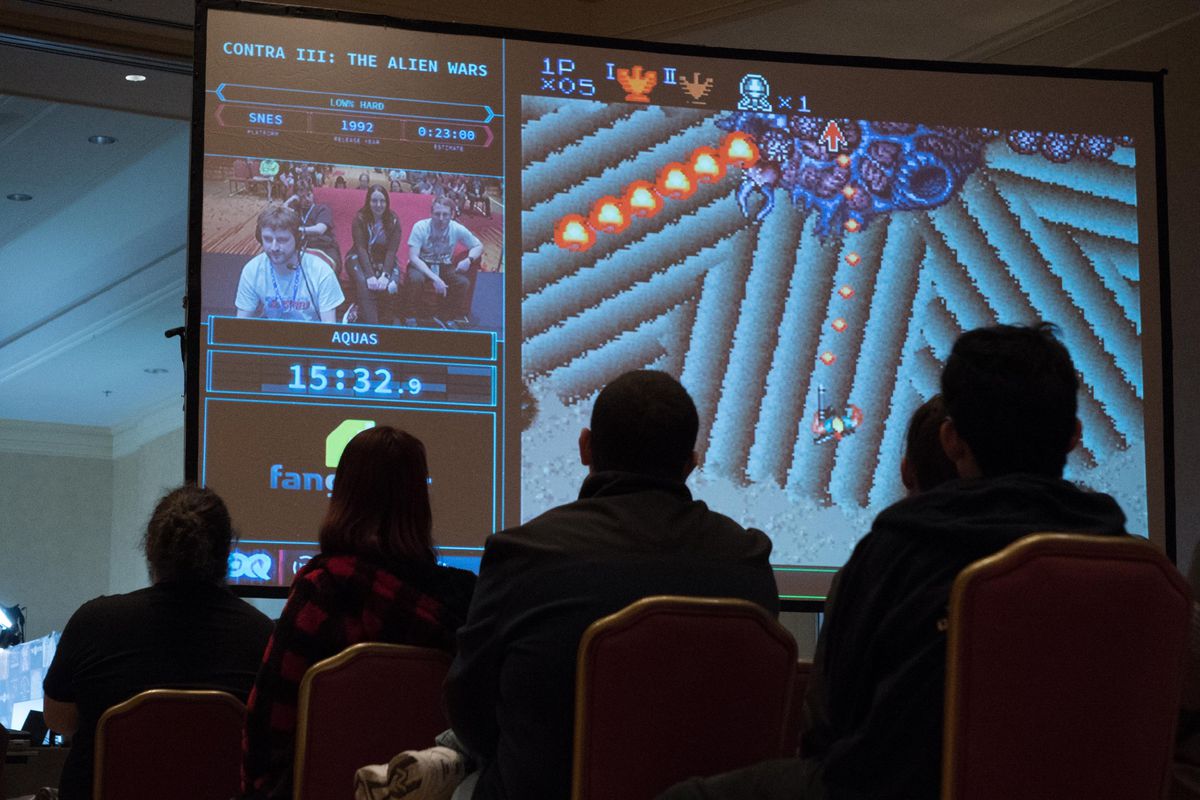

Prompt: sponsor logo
xmin=267 ymin=419 xmax=375 ymax=496
xmin=229 ymin=551 xmax=273 ymax=581
xmin=326 ymin=419 xmax=375 ymax=467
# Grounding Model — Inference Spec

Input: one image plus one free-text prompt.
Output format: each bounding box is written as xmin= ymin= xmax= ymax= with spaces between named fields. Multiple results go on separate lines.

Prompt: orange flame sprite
xmin=588 ymin=196 xmax=631 ymax=234
xmin=831 ymin=318 xmax=848 ymax=333
xmin=689 ymin=147 xmax=726 ymax=183
xmin=554 ymin=214 xmax=596 ymax=251
xmin=623 ymin=180 xmax=664 ymax=218
xmin=655 ymin=162 xmax=698 ymax=201
xmin=720 ymin=131 xmax=759 ymax=168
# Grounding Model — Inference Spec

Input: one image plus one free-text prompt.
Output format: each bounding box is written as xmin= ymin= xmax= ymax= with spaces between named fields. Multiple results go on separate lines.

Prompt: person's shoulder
xmin=67 ymin=589 xmax=134 ymax=620
xmin=219 ymin=587 xmax=274 ymax=625
xmin=60 ymin=587 xmax=162 ymax=637
xmin=301 ymin=251 xmax=335 ymax=272
xmin=239 ymin=251 xmax=266 ymax=273
xmin=687 ymin=503 xmax=774 ymax=559
xmin=476 ymin=511 xmax=570 ymax=566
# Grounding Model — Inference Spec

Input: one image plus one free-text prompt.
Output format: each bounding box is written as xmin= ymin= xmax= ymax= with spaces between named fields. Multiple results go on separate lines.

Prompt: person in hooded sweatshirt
xmin=659 ymin=321 xmax=1129 ymax=800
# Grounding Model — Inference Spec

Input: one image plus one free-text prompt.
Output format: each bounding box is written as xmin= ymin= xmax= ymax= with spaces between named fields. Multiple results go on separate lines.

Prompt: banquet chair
xmin=572 ymin=595 xmax=797 ymax=800
xmin=93 ymin=689 xmax=244 ymax=800
xmin=942 ymin=532 xmax=1191 ymax=800
xmin=293 ymin=643 xmax=451 ymax=800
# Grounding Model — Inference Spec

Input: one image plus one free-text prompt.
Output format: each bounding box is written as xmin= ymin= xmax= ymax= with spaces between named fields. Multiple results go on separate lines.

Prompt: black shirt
xmin=43 ymin=581 xmax=274 ymax=800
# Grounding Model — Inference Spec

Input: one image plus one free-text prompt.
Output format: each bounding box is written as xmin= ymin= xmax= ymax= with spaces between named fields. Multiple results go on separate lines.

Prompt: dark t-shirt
xmin=43 ymin=581 xmax=274 ymax=800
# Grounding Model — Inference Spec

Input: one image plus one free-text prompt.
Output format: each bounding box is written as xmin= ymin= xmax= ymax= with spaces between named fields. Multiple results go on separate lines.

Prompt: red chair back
xmin=572 ymin=596 xmax=797 ymax=800
xmin=293 ymin=643 xmax=451 ymax=800
xmin=94 ymin=689 xmax=244 ymax=800
xmin=943 ymin=533 xmax=1191 ymax=800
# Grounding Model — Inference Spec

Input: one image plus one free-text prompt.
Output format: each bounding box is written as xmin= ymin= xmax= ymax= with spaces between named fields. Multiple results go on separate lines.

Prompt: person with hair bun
xmin=240 ymin=425 xmax=475 ymax=800
xmin=42 ymin=485 xmax=273 ymax=800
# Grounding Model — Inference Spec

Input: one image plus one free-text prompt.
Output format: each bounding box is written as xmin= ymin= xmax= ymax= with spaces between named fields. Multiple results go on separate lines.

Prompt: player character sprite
xmin=404 ymin=196 xmax=483 ymax=328
xmin=810 ymin=385 xmax=863 ymax=445
xmin=235 ymin=203 xmax=344 ymax=322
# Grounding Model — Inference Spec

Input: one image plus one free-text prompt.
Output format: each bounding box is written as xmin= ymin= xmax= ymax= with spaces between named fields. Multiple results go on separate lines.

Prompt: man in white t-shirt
xmin=236 ymin=203 xmax=344 ymax=322
xmin=405 ymin=196 xmax=483 ymax=327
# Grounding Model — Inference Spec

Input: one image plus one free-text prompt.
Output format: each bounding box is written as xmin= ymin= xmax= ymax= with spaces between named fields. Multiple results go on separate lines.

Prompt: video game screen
xmin=190 ymin=2 xmax=1166 ymax=600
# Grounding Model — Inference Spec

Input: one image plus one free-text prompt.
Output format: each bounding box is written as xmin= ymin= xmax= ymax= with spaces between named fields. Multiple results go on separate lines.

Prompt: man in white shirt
xmin=405 ymin=196 xmax=483 ymax=328
xmin=236 ymin=203 xmax=344 ymax=322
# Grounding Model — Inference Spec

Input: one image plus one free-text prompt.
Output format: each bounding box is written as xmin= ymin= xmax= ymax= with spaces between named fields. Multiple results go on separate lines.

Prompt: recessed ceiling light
xmin=143 ymin=368 xmax=168 ymax=374
xmin=88 ymin=135 xmax=117 ymax=145
xmin=125 ymin=74 xmax=147 ymax=82
xmin=6 ymin=193 xmax=32 ymax=201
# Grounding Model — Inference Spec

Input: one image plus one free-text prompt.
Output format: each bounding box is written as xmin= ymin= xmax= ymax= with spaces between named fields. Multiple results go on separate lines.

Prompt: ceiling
xmin=0 ymin=0 xmax=1197 ymax=432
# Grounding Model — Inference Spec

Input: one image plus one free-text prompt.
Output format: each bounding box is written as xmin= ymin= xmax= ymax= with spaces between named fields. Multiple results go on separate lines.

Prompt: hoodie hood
xmin=874 ymin=472 xmax=1127 ymax=557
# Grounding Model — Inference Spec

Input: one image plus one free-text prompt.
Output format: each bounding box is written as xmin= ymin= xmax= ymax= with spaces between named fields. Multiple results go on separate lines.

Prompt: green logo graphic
xmin=325 ymin=419 xmax=375 ymax=468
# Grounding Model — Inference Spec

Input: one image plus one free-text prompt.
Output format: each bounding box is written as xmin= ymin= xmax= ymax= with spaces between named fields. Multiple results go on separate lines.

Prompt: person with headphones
xmin=236 ymin=203 xmax=344 ymax=322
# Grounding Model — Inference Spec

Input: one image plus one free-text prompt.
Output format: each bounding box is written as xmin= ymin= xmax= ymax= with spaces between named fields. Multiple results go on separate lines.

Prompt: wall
xmin=0 ymin=403 xmax=184 ymax=638
xmin=0 ymin=423 xmax=115 ymax=640
xmin=109 ymin=425 xmax=185 ymax=594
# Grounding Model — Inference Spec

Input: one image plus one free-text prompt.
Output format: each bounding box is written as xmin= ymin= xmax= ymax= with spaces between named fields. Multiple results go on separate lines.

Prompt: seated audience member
xmin=235 ymin=203 xmax=344 ymax=322
xmin=241 ymin=426 xmax=475 ymax=800
xmin=900 ymin=393 xmax=958 ymax=495
xmin=404 ymin=197 xmax=483 ymax=328
xmin=283 ymin=177 xmax=339 ymax=267
xmin=463 ymin=177 xmax=492 ymax=218
xmin=443 ymin=370 xmax=779 ymax=799
xmin=347 ymin=184 xmax=404 ymax=325
xmin=658 ymin=322 xmax=1129 ymax=800
xmin=42 ymin=485 xmax=273 ymax=800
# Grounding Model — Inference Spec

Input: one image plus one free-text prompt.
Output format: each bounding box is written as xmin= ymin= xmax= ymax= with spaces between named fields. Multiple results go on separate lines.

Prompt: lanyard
xmin=268 ymin=262 xmax=302 ymax=312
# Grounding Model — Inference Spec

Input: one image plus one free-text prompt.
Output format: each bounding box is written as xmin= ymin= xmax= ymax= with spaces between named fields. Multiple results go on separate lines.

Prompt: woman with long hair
xmin=348 ymin=184 xmax=404 ymax=324
xmin=240 ymin=426 xmax=475 ymax=800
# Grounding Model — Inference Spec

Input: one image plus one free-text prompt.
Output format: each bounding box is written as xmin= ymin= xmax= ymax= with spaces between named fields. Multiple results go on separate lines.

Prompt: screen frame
xmin=187 ymin=0 xmax=1175 ymax=608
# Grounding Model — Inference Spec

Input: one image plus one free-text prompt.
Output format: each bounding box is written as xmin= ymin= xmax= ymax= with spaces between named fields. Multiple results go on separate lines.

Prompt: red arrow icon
xmin=822 ymin=120 xmax=846 ymax=153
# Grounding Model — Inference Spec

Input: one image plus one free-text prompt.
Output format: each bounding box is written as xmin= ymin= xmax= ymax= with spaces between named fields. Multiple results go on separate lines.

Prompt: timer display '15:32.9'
xmin=289 ymin=364 xmax=422 ymax=395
